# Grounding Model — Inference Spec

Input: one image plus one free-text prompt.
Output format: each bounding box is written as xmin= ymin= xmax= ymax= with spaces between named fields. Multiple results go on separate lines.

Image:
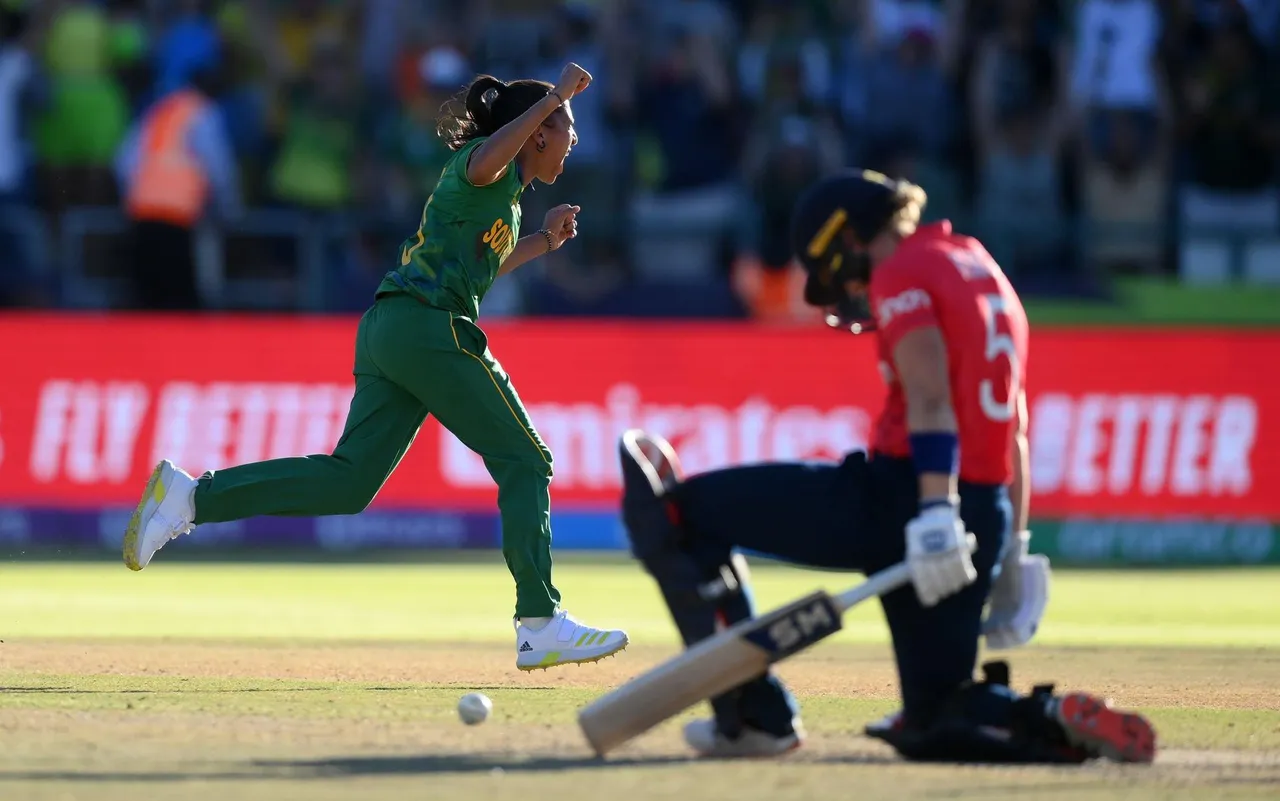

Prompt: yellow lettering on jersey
xmin=483 ymin=218 xmax=515 ymax=259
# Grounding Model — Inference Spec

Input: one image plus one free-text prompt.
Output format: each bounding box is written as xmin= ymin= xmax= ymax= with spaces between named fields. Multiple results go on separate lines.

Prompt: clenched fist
xmin=553 ymin=63 xmax=592 ymax=103
xmin=541 ymin=204 xmax=580 ymax=251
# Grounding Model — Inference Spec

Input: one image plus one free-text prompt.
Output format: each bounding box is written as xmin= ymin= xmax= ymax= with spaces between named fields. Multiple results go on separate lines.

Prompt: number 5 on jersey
xmin=979 ymin=293 xmax=1018 ymax=422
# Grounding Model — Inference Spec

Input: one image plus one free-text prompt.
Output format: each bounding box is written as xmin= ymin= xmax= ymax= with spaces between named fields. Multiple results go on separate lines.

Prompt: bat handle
xmin=833 ymin=538 xmax=977 ymax=613
xmin=833 ymin=562 xmax=913 ymax=613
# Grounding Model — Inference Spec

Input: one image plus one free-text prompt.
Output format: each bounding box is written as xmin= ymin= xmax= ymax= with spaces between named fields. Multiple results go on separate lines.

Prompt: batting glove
xmin=982 ymin=529 xmax=1050 ymax=649
xmin=904 ymin=500 xmax=978 ymax=608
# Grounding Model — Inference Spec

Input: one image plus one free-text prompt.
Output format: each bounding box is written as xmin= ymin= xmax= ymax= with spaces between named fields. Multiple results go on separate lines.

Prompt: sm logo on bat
xmin=743 ymin=591 xmax=843 ymax=661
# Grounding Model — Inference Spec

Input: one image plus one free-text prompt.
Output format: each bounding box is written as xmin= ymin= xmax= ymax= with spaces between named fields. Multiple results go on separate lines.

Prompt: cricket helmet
xmin=790 ymin=169 xmax=910 ymax=333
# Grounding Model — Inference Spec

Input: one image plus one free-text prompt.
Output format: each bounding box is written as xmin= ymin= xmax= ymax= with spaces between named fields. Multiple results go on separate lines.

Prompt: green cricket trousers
xmin=192 ymin=292 xmax=561 ymax=618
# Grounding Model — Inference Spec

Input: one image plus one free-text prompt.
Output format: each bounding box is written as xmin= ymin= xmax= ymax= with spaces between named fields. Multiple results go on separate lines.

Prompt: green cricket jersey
xmin=377 ymin=137 xmax=525 ymax=319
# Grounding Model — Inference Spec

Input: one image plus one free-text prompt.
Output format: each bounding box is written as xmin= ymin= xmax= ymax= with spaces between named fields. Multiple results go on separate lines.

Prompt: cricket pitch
xmin=1 ymin=559 xmax=1278 ymax=800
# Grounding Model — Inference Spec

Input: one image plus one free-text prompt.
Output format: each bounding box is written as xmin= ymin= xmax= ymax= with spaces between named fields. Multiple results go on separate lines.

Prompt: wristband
xmin=909 ymin=431 xmax=959 ymax=477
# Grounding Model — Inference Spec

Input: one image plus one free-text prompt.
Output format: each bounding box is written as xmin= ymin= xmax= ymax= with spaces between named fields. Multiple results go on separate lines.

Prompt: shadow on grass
xmin=0 ymin=752 xmax=905 ymax=783
xmin=261 ymin=751 xmax=906 ymax=777
xmin=0 ymin=754 xmax=688 ymax=783
xmin=255 ymin=753 xmax=695 ymax=775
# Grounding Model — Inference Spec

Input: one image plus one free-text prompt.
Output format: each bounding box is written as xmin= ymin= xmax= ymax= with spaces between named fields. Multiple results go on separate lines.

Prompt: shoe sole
xmin=122 ymin=462 xmax=168 ymax=571
xmin=1056 ymin=692 xmax=1156 ymax=764
xmin=517 ymin=639 xmax=629 ymax=672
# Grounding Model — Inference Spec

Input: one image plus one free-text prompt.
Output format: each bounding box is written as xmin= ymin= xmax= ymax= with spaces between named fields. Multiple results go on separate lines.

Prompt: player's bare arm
xmin=1010 ymin=389 xmax=1030 ymax=533
xmin=890 ymin=321 xmax=976 ymax=607
xmin=499 ymin=204 xmax=580 ymax=276
xmin=467 ymin=63 xmax=591 ymax=186
xmin=891 ymin=324 xmax=959 ymax=501
xmin=498 ymin=234 xmax=554 ymax=276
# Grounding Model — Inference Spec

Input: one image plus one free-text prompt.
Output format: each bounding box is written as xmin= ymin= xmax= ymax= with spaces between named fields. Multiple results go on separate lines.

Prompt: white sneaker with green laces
xmin=515 ymin=610 xmax=628 ymax=671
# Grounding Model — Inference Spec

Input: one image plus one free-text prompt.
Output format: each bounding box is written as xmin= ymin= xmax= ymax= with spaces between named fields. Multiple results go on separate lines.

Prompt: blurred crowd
xmin=0 ymin=0 xmax=1278 ymax=316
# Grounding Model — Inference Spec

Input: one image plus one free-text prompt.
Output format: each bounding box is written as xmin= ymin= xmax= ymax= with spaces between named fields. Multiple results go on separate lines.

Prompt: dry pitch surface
xmin=1 ymin=558 xmax=1278 ymax=801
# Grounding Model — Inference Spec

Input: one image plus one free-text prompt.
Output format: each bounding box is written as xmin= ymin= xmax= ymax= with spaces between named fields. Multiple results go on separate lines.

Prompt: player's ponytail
xmin=437 ymin=74 xmax=556 ymax=152
xmin=465 ymin=75 xmax=504 ymax=133
xmin=436 ymin=74 xmax=504 ymax=151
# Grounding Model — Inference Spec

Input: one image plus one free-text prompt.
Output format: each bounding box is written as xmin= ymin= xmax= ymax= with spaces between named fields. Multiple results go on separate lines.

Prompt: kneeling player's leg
xmin=861 ymin=467 xmax=1155 ymax=764
xmin=672 ymin=455 xmax=869 ymax=569
xmin=618 ymin=431 xmax=798 ymax=754
xmin=869 ymin=659 xmax=1157 ymax=764
xmin=619 ymin=432 xmax=868 ymax=755
xmin=867 ymin=470 xmax=1010 ymax=731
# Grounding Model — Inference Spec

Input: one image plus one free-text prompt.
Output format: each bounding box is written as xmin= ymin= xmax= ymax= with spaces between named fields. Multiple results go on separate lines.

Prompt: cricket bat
xmin=577 ymin=561 xmax=914 ymax=757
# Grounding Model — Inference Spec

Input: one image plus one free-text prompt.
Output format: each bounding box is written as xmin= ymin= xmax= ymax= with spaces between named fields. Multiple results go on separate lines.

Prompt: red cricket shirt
xmin=867 ymin=221 xmax=1029 ymax=486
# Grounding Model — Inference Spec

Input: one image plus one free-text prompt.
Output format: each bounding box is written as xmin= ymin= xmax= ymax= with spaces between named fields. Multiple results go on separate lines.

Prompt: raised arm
xmin=466 ymin=64 xmax=591 ymax=186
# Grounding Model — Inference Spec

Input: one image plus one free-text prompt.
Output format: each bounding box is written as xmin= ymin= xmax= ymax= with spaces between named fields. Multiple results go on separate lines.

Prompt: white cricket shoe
xmin=123 ymin=460 xmax=198 ymax=571
xmin=514 ymin=610 xmax=628 ymax=671
xmin=683 ymin=718 xmax=805 ymax=758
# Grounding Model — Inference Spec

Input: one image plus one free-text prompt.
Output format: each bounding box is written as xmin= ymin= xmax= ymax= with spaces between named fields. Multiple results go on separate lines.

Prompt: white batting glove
xmin=904 ymin=501 xmax=978 ymax=607
xmin=982 ymin=529 xmax=1050 ymax=649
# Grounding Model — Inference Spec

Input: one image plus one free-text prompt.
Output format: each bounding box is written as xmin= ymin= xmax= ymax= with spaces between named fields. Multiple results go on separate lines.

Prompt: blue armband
xmin=909 ymin=432 xmax=959 ymax=477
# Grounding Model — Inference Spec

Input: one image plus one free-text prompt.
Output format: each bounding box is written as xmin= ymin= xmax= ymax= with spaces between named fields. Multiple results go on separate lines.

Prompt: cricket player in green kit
xmin=122 ymin=62 xmax=630 ymax=672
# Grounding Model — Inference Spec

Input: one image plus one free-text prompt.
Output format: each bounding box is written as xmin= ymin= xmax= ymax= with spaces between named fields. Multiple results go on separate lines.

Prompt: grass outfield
xmin=1022 ymin=277 xmax=1280 ymax=326
xmin=1 ymin=557 xmax=1279 ymax=800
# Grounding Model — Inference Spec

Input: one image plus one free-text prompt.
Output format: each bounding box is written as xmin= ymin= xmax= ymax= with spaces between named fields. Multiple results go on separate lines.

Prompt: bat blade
xmin=578 ymin=590 xmax=842 ymax=756
xmin=577 ymin=561 xmax=914 ymax=757
xmin=578 ymin=624 xmax=773 ymax=756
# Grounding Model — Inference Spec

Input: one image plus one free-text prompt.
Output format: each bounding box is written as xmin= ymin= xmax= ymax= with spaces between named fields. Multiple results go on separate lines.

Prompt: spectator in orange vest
xmin=115 ymin=62 xmax=240 ymax=310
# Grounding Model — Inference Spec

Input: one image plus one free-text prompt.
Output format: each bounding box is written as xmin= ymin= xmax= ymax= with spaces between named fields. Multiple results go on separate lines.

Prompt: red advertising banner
xmin=0 ymin=315 xmax=1277 ymax=518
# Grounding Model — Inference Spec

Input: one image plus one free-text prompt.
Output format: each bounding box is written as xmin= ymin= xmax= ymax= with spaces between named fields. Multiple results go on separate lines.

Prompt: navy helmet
xmin=789 ymin=169 xmax=909 ymax=332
